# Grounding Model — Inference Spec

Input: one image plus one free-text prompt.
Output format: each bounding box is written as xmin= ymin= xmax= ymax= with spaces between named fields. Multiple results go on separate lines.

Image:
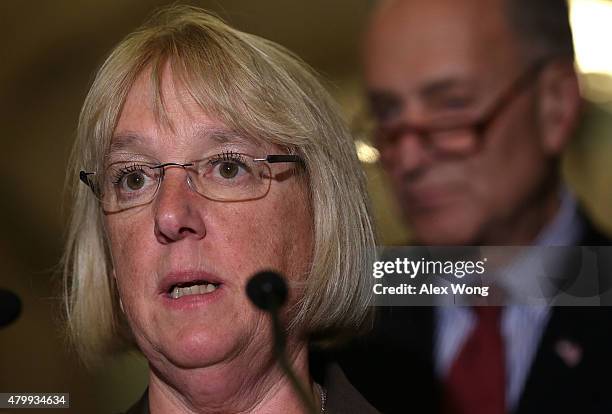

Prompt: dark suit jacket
xmin=333 ymin=218 xmax=612 ymax=414
xmin=121 ymin=363 xmax=379 ymax=414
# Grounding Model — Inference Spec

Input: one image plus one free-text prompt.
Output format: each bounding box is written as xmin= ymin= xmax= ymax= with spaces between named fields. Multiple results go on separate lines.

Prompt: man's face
xmin=365 ymin=0 xmax=555 ymax=245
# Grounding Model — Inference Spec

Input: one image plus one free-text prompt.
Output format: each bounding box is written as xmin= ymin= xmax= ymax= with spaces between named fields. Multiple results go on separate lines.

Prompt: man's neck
xmin=481 ymin=185 xmax=564 ymax=246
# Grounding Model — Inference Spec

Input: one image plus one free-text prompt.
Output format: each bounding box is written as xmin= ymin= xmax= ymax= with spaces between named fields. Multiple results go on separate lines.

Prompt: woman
xmin=63 ymin=5 xmax=377 ymax=413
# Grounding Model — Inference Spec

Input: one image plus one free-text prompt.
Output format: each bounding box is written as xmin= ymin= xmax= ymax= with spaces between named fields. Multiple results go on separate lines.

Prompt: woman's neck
xmin=147 ymin=342 xmax=317 ymax=414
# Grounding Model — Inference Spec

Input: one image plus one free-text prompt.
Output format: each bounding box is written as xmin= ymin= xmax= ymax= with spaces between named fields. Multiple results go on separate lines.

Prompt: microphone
xmin=246 ymin=270 xmax=288 ymax=312
xmin=246 ymin=271 xmax=318 ymax=414
xmin=0 ymin=289 xmax=22 ymax=328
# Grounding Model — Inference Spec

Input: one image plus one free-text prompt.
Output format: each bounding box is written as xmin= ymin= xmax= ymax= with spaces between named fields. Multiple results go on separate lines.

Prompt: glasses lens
xmin=374 ymin=124 xmax=478 ymax=157
xmin=189 ymin=153 xmax=271 ymax=201
xmin=430 ymin=127 xmax=478 ymax=155
xmin=101 ymin=162 xmax=161 ymax=212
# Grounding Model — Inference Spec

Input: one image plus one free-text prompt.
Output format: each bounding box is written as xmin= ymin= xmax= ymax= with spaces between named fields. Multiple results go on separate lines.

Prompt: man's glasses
xmin=79 ymin=152 xmax=303 ymax=213
xmin=373 ymin=58 xmax=552 ymax=157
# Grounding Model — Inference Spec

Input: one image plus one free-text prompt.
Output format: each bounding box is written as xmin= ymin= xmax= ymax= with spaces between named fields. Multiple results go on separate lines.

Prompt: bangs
xmin=125 ymin=19 xmax=312 ymax=155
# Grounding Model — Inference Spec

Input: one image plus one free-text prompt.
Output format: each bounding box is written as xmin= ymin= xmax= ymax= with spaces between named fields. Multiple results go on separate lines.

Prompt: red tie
xmin=442 ymin=306 xmax=506 ymax=414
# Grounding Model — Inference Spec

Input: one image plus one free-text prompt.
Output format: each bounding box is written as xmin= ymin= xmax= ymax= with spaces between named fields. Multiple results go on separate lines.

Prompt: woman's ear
xmin=536 ymin=60 xmax=582 ymax=156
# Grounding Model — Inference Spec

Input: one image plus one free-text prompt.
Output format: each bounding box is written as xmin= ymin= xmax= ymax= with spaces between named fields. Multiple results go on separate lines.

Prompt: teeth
xmin=170 ymin=283 xmax=218 ymax=299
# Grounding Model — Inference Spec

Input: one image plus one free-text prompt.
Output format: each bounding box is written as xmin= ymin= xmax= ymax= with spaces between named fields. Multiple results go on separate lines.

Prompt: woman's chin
xmin=135 ymin=328 xmax=235 ymax=370
xmin=160 ymin=339 xmax=234 ymax=370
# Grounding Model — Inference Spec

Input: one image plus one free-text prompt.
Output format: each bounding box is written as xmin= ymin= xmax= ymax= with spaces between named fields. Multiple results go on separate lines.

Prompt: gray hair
xmin=505 ymin=0 xmax=575 ymax=60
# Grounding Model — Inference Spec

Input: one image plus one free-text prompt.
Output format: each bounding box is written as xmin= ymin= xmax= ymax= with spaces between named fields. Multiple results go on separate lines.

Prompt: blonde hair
xmin=63 ymin=5 xmax=376 ymax=366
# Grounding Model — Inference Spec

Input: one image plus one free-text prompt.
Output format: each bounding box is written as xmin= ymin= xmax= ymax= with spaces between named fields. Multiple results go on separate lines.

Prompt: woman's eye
xmin=123 ymin=171 xmax=147 ymax=190
xmin=218 ymin=162 xmax=240 ymax=179
xmin=111 ymin=165 xmax=154 ymax=193
xmin=208 ymin=153 xmax=251 ymax=181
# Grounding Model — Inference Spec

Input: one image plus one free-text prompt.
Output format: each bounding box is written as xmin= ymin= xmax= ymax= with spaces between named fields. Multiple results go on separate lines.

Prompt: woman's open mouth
xmin=167 ymin=281 xmax=221 ymax=299
xmin=160 ymin=271 xmax=224 ymax=302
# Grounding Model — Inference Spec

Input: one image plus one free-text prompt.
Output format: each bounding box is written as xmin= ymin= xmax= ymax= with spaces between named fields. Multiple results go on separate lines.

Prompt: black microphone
xmin=246 ymin=270 xmax=288 ymax=311
xmin=0 ymin=289 xmax=22 ymax=328
xmin=246 ymin=271 xmax=317 ymax=414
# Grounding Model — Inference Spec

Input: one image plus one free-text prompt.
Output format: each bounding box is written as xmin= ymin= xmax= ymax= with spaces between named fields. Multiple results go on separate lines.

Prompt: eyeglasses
xmin=79 ymin=153 xmax=303 ymax=213
xmin=373 ymin=58 xmax=552 ymax=157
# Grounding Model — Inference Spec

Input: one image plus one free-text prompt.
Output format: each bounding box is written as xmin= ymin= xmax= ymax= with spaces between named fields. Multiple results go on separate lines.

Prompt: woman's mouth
xmin=160 ymin=271 xmax=224 ymax=301
xmin=168 ymin=281 xmax=220 ymax=299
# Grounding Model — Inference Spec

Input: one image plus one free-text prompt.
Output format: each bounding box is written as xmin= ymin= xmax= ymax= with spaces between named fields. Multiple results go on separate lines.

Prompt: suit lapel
xmin=515 ymin=214 xmax=612 ymax=414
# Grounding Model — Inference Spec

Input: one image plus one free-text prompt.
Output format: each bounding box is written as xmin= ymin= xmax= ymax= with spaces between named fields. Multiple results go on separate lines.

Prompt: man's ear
xmin=536 ymin=60 xmax=582 ymax=156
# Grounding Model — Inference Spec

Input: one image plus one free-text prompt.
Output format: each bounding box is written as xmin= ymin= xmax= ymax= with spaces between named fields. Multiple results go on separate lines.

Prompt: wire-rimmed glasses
xmin=79 ymin=153 xmax=303 ymax=213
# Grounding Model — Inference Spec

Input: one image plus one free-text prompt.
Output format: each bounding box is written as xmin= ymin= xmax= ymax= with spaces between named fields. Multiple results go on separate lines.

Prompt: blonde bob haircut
xmin=63 ymin=5 xmax=376 ymax=366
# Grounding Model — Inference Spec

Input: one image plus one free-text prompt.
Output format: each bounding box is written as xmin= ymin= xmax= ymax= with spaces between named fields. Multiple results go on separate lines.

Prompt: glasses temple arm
xmin=79 ymin=171 xmax=98 ymax=194
xmin=254 ymin=155 xmax=303 ymax=164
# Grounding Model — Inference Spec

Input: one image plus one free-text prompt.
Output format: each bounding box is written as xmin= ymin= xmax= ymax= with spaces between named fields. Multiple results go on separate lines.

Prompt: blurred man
xmin=336 ymin=0 xmax=612 ymax=413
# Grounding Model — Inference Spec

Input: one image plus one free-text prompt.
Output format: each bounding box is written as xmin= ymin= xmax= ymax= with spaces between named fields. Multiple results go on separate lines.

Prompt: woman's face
xmin=105 ymin=67 xmax=313 ymax=370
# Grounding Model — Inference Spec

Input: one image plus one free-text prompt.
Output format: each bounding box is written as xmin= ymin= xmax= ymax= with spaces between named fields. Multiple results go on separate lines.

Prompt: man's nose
xmin=153 ymin=168 xmax=207 ymax=244
xmin=383 ymin=127 xmax=434 ymax=176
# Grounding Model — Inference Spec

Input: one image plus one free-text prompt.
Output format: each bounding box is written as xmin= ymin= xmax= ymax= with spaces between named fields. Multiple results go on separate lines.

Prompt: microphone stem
xmin=270 ymin=311 xmax=318 ymax=414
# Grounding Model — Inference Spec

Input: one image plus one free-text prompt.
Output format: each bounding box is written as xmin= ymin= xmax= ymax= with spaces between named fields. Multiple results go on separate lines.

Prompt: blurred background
xmin=0 ymin=0 xmax=611 ymax=412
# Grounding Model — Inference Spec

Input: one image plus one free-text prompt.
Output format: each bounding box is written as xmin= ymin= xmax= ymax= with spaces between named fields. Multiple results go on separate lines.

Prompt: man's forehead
xmin=367 ymin=72 xmax=481 ymax=105
xmin=371 ymin=0 xmax=508 ymax=27
xmin=364 ymin=0 xmax=523 ymax=95
xmin=365 ymin=0 xmax=519 ymax=65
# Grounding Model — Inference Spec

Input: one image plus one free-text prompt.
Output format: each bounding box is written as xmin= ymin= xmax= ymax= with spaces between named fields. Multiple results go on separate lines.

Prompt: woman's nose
xmin=153 ymin=168 xmax=207 ymax=244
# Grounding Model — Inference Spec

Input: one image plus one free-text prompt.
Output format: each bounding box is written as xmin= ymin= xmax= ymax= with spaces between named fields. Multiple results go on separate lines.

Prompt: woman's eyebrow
xmin=108 ymin=132 xmax=146 ymax=155
xmin=106 ymin=128 xmax=258 ymax=160
xmin=196 ymin=126 xmax=254 ymax=146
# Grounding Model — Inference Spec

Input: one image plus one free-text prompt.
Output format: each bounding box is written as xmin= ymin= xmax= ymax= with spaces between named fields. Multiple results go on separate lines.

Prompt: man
xmin=335 ymin=0 xmax=612 ymax=413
